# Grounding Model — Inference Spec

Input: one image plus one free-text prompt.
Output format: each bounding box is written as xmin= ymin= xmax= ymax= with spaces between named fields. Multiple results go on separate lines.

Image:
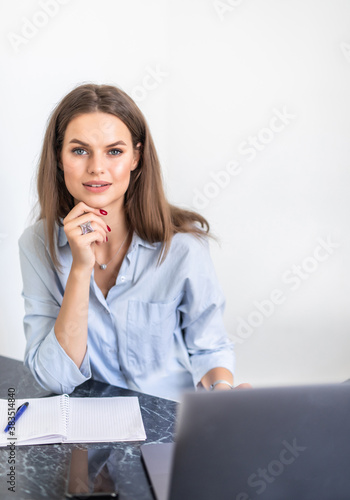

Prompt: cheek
xmin=111 ymin=160 xmax=134 ymax=179
xmin=61 ymin=156 xmax=82 ymax=178
xmin=64 ymin=164 xmax=78 ymax=173
xmin=63 ymin=166 xmax=78 ymax=184
xmin=62 ymin=163 xmax=82 ymax=194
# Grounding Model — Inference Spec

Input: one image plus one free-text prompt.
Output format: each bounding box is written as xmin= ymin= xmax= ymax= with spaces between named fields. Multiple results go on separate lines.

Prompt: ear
xmin=57 ymin=152 xmax=64 ymax=170
xmin=131 ymin=142 xmax=142 ymax=171
xmin=56 ymin=149 xmax=63 ymax=171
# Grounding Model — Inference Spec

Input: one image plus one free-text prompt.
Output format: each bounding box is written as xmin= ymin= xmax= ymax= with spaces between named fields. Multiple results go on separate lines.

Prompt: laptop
xmin=141 ymin=384 xmax=350 ymax=500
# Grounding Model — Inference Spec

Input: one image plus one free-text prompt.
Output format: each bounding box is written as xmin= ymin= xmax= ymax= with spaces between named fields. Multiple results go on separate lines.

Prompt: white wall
xmin=1 ymin=0 xmax=349 ymax=387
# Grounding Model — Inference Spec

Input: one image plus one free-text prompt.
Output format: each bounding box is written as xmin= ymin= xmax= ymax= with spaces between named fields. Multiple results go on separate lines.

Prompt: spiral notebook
xmin=0 ymin=395 xmax=146 ymax=446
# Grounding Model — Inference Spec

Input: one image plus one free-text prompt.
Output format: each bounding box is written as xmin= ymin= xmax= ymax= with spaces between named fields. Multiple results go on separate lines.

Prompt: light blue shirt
xmin=19 ymin=220 xmax=235 ymax=401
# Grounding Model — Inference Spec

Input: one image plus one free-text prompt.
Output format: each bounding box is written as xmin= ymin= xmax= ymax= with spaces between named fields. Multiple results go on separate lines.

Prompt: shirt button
xmin=120 ymin=276 xmax=126 ymax=282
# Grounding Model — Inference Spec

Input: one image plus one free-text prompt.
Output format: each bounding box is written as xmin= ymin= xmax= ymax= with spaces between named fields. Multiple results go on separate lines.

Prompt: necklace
xmin=95 ymin=230 xmax=130 ymax=270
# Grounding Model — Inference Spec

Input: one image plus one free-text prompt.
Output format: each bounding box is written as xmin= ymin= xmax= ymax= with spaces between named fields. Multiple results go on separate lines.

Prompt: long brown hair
xmin=37 ymin=83 xmax=210 ymax=267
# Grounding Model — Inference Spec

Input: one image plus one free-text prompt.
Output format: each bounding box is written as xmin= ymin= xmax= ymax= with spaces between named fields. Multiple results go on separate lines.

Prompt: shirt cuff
xmin=190 ymin=346 xmax=235 ymax=388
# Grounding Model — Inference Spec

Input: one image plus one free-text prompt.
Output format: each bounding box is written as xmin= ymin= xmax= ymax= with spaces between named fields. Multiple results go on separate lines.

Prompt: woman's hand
xmin=233 ymin=383 xmax=252 ymax=390
xmin=63 ymin=202 xmax=109 ymax=272
xmin=200 ymin=367 xmax=252 ymax=391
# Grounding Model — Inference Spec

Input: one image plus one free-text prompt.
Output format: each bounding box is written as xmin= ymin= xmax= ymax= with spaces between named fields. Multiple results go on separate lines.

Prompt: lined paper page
xmin=67 ymin=397 xmax=146 ymax=443
xmin=0 ymin=396 xmax=66 ymax=446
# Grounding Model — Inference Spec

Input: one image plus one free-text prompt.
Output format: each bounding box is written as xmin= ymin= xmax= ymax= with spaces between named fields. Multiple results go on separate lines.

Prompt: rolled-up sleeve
xmin=19 ymin=227 xmax=91 ymax=394
xmin=178 ymin=238 xmax=235 ymax=386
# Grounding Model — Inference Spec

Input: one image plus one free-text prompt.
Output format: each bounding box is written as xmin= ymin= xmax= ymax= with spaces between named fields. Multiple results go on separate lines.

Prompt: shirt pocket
xmin=126 ymin=294 xmax=183 ymax=375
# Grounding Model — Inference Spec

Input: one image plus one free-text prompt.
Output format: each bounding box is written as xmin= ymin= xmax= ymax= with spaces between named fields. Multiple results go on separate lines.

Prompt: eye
xmin=108 ymin=149 xmax=122 ymax=156
xmin=72 ymin=148 xmax=87 ymax=156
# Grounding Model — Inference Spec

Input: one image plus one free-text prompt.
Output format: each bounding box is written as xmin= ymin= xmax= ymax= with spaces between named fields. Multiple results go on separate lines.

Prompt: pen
xmin=4 ymin=402 xmax=29 ymax=433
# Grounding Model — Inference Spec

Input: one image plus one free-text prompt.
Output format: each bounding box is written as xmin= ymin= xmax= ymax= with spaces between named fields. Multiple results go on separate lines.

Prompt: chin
xmin=74 ymin=196 xmax=107 ymax=209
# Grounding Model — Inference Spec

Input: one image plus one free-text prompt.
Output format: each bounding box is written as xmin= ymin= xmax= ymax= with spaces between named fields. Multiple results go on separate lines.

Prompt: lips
xmin=83 ymin=181 xmax=111 ymax=187
xmin=83 ymin=181 xmax=112 ymax=193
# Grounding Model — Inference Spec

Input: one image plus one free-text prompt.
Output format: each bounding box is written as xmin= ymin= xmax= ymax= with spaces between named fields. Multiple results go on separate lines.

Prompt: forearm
xmin=54 ymin=265 xmax=91 ymax=368
xmin=200 ymin=367 xmax=234 ymax=391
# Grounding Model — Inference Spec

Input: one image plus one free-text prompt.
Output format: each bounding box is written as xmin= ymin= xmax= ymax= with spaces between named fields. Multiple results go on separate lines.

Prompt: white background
xmin=0 ymin=0 xmax=349 ymax=386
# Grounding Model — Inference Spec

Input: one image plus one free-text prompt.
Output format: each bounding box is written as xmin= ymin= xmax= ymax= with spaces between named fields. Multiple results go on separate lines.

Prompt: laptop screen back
xmin=169 ymin=384 xmax=350 ymax=500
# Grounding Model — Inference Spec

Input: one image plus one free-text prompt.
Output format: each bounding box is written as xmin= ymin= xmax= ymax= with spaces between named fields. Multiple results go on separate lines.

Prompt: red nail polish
xmin=107 ymin=225 xmax=111 ymax=232
xmin=106 ymin=236 xmax=108 ymax=242
xmin=100 ymin=209 xmax=108 ymax=215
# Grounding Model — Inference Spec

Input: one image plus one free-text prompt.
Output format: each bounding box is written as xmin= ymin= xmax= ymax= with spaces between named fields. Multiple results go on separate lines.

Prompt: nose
xmin=87 ymin=153 xmax=105 ymax=175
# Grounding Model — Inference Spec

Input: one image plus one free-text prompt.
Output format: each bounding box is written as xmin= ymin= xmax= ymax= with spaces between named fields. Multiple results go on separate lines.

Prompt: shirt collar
xmin=58 ymin=223 xmax=67 ymax=247
xmin=128 ymin=231 xmax=158 ymax=252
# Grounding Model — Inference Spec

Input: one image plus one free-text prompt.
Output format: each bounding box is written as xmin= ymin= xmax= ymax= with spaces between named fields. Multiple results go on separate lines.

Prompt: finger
xmin=70 ymin=222 xmax=108 ymax=242
xmin=65 ymin=213 xmax=109 ymax=236
xmin=70 ymin=227 xmax=107 ymax=249
xmin=80 ymin=230 xmax=107 ymax=246
xmin=63 ymin=201 xmax=107 ymax=225
xmin=234 ymin=383 xmax=253 ymax=390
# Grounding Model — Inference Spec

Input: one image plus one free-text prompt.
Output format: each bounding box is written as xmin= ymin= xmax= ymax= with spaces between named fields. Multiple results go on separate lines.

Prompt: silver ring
xmin=79 ymin=221 xmax=94 ymax=235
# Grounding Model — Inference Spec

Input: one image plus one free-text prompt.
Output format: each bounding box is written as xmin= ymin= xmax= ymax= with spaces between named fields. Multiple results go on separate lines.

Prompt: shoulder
xmin=19 ymin=220 xmax=46 ymax=249
xmin=18 ymin=220 xmax=60 ymax=254
xmin=169 ymin=231 xmax=209 ymax=254
xmin=165 ymin=232 xmax=223 ymax=299
xmin=166 ymin=232 xmax=213 ymax=270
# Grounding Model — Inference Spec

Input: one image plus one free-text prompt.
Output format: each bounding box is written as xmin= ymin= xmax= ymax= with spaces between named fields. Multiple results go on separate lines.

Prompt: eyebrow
xmin=69 ymin=139 xmax=127 ymax=147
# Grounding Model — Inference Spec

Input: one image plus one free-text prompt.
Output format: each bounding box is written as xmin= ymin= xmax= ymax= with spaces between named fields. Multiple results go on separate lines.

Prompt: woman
xmin=19 ymin=84 xmax=236 ymax=401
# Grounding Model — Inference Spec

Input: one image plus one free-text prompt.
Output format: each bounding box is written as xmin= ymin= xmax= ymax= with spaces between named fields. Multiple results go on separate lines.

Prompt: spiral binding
xmin=60 ymin=394 xmax=70 ymax=437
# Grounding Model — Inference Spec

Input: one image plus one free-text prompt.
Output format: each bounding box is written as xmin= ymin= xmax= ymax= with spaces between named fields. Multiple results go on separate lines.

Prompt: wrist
xmin=70 ymin=263 xmax=93 ymax=280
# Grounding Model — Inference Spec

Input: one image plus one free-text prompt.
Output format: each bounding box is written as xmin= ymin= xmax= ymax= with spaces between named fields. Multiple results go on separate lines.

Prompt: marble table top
xmin=0 ymin=355 xmax=177 ymax=500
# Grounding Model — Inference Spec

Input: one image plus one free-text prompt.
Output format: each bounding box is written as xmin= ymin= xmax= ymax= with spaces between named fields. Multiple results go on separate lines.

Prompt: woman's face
xmin=60 ymin=112 xmax=140 ymax=212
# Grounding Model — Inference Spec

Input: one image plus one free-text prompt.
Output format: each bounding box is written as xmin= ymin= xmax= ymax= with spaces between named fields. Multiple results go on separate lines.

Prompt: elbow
xmin=24 ymin=348 xmax=76 ymax=395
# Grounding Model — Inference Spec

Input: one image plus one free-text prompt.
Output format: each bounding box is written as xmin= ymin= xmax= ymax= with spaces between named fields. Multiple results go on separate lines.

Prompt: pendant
xmin=100 ymin=264 xmax=107 ymax=270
